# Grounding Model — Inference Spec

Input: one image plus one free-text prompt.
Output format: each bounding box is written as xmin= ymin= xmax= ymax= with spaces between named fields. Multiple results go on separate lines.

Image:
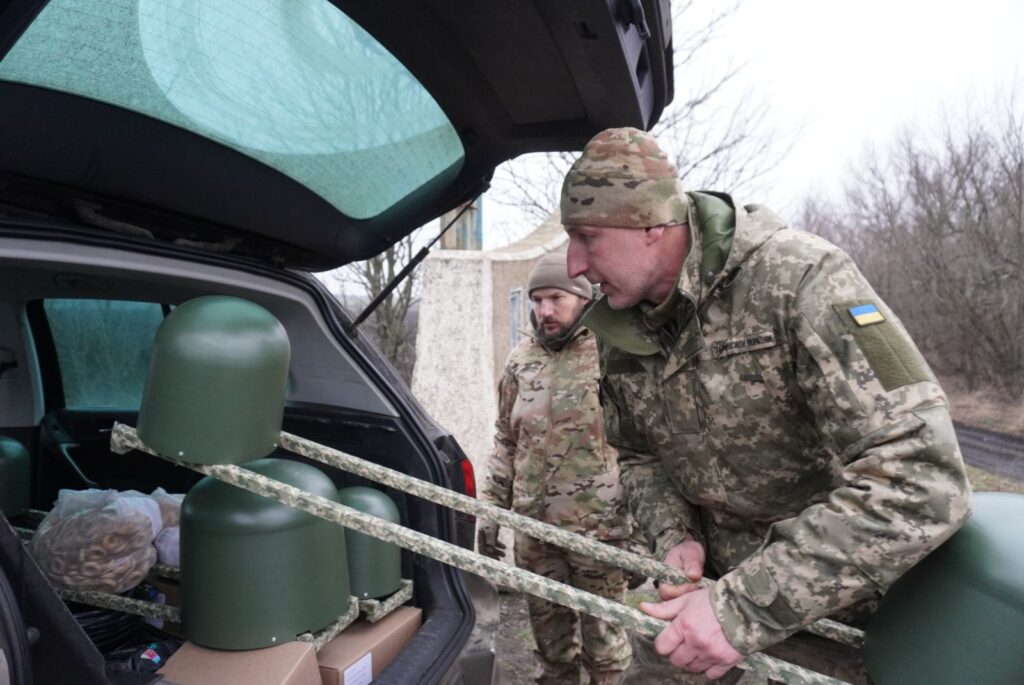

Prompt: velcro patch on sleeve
xmin=710 ymin=332 xmax=777 ymax=360
xmin=834 ymin=301 xmax=929 ymax=391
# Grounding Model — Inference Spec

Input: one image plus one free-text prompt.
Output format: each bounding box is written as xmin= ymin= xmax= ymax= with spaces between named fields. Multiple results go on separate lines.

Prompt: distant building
xmin=411 ymin=211 xmax=566 ymax=485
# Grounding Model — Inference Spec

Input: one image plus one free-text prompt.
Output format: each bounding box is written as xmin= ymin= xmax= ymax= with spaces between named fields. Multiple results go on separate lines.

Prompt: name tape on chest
xmin=710 ymin=332 xmax=777 ymax=360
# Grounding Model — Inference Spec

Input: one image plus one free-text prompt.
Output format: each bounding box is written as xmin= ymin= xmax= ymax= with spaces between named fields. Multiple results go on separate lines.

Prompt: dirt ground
xmin=494 ymin=589 xmax=536 ymax=685
xmin=494 ymin=584 xmax=658 ymax=685
xmin=941 ymin=376 xmax=1024 ymax=437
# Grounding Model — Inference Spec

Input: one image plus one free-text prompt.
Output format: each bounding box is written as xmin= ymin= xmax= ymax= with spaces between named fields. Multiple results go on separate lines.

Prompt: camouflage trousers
xmin=514 ymin=534 xmax=632 ymax=685
xmin=621 ymin=629 xmax=872 ymax=685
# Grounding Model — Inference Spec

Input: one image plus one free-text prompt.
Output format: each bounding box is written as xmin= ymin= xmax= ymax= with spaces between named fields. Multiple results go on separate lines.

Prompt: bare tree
xmin=321 ymin=230 xmax=423 ymax=385
xmin=800 ymin=91 xmax=1024 ymax=397
xmin=487 ymin=1 xmax=789 ymax=240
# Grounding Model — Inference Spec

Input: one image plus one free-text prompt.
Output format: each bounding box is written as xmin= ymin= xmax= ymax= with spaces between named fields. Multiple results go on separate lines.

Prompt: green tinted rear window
xmin=0 ymin=0 xmax=464 ymax=219
xmin=43 ymin=299 xmax=165 ymax=408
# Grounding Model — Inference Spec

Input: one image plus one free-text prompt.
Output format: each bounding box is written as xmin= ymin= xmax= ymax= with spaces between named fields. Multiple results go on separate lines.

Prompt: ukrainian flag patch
xmin=849 ymin=303 xmax=885 ymax=326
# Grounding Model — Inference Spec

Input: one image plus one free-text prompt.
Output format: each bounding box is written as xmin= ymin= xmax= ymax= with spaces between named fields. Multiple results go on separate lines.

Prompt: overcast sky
xmin=480 ymin=0 xmax=1024 ymax=248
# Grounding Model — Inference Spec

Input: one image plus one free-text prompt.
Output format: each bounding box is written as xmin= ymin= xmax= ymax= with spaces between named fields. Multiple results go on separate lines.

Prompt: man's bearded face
xmin=531 ymin=287 xmax=588 ymax=342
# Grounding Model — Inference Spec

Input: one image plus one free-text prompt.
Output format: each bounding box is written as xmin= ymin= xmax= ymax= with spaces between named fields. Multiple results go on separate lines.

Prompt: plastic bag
xmin=150 ymin=488 xmax=185 ymax=529
xmin=30 ymin=489 xmax=161 ymax=594
xmin=154 ymin=526 xmax=179 ymax=567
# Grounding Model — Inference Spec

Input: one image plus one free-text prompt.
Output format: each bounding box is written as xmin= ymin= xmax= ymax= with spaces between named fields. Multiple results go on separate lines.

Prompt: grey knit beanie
xmin=527 ymin=252 xmax=591 ymax=299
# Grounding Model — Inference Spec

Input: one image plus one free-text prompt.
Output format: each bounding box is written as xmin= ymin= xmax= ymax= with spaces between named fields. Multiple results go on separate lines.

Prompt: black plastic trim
xmin=24 ymin=299 xmax=63 ymax=413
xmin=0 ymin=0 xmax=49 ymax=59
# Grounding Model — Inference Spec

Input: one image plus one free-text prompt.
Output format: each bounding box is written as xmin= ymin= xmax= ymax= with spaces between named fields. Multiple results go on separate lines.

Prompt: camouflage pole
xmin=57 ymin=587 xmax=182 ymax=623
xmin=112 ymin=423 xmax=849 ymax=685
xmin=277 ymin=430 xmax=686 ymax=586
xmin=277 ymin=430 xmax=863 ymax=648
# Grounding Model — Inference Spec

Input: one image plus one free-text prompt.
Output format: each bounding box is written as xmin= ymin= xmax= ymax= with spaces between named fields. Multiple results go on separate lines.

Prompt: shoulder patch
xmin=710 ymin=332 xmax=777 ymax=359
xmin=834 ymin=301 xmax=929 ymax=391
xmin=848 ymin=303 xmax=885 ymax=326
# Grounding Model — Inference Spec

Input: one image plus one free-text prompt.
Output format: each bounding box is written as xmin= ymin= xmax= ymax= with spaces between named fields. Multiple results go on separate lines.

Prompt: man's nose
xmin=538 ymin=300 xmax=555 ymax=319
xmin=566 ymin=242 xmax=587 ymax=279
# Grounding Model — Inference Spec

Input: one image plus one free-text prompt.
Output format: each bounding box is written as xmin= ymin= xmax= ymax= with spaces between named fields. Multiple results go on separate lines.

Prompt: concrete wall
xmin=411 ymin=213 xmax=567 ymax=487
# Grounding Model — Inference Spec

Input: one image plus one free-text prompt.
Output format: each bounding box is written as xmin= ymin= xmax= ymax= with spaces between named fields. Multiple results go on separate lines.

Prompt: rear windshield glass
xmin=42 ymin=299 xmax=166 ymax=408
xmin=0 ymin=0 xmax=464 ymax=219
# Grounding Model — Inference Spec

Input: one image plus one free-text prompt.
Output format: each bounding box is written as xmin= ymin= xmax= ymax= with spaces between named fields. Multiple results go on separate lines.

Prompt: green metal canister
xmin=863 ymin=492 xmax=1024 ymax=685
xmin=181 ymin=458 xmax=350 ymax=649
xmin=138 ymin=296 xmax=289 ymax=465
xmin=338 ymin=486 xmax=401 ymax=599
xmin=0 ymin=436 xmax=30 ymax=517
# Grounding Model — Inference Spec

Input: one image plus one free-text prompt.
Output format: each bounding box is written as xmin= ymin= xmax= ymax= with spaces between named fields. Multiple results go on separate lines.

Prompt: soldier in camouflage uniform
xmin=559 ymin=127 xmax=972 ymax=683
xmin=479 ymin=252 xmax=633 ymax=685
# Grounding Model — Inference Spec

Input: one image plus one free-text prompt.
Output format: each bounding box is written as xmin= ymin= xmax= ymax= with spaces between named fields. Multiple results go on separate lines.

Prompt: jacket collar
xmin=583 ymin=193 xmax=786 ymax=356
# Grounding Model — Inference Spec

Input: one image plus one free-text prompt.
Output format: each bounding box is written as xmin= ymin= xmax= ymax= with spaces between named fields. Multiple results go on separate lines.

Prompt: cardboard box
xmin=157 ymin=640 xmax=322 ymax=685
xmin=317 ymin=607 xmax=422 ymax=685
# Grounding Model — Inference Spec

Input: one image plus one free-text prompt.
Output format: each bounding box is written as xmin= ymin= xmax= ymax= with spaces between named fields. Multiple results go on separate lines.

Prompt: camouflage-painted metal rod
xmin=112 ymin=424 xmax=665 ymax=636
xmin=111 ymin=424 xmax=850 ymax=685
xmin=359 ymin=578 xmax=414 ymax=624
xmin=803 ymin=618 xmax=864 ymax=648
xmin=152 ymin=563 xmax=181 ymax=581
xmin=278 ymin=430 xmax=865 ymax=648
xmin=298 ymin=596 xmax=360 ymax=652
xmin=278 ymin=430 xmax=688 ymax=586
xmin=58 ymin=587 xmax=182 ymax=623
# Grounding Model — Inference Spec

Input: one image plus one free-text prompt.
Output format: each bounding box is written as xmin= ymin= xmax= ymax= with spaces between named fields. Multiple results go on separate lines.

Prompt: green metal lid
xmin=181 ymin=458 xmax=350 ymax=650
xmin=338 ymin=486 xmax=402 ymax=599
xmin=138 ymin=296 xmax=289 ymax=465
xmin=184 ymin=458 xmax=341 ymax=534
xmin=863 ymin=492 xmax=1024 ymax=685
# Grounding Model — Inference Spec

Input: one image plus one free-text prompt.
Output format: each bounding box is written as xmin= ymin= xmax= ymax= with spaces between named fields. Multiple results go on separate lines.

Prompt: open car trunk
xmin=0 ymin=223 xmax=482 ymax=683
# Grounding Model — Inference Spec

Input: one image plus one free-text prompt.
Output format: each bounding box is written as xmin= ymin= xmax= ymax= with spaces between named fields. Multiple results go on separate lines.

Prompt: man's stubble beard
xmin=536 ymin=299 xmax=588 ymax=344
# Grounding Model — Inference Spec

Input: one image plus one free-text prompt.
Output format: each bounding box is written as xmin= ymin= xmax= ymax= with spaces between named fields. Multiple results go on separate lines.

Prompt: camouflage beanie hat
xmin=527 ymin=252 xmax=592 ymax=299
xmin=560 ymin=127 xmax=690 ymax=228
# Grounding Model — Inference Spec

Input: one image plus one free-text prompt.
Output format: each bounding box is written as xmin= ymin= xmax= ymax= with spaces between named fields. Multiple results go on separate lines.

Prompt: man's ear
xmin=643 ymin=226 xmax=666 ymax=246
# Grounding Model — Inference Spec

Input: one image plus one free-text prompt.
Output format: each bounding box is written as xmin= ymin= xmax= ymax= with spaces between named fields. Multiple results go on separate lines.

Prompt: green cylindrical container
xmin=0 ymin=436 xmax=30 ymax=517
xmin=138 ymin=296 xmax=289 ymax=465
xmin=863 ymin=492 xmax=1024 ymax=685
xmin=338 ymin=486 xmax=402 ymax=599
xmin=181 ymin=459 xmax=350 ymax=649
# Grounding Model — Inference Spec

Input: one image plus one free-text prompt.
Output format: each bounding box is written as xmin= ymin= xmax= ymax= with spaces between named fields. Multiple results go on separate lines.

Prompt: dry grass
xmin=940 ymin=375 xmax=1024 ymax=437
xmin=966 ymin=464 xmax=1024 ymax=494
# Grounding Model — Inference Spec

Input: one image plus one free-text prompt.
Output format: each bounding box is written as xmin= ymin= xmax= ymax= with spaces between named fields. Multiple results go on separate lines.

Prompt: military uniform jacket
xmin=483 ymin=327 xmax=630 ymax=540
xmin=586 ymin=192 xmax=971 ymax=654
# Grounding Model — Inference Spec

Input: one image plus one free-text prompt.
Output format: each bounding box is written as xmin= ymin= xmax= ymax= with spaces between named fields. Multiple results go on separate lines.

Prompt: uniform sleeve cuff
xmin=652 ymin=527 xmax=689 ymax=562
xmin=710 ymin=558 xmax=805 ymax=654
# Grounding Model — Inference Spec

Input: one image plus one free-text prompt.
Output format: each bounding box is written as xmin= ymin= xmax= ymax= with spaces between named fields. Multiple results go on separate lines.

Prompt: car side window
xmin=41 ymin=299 xmax=166 ymax=407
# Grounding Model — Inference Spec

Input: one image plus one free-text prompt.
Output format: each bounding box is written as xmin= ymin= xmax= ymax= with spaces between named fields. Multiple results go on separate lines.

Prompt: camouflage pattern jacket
xmin=483 ymin=327 xmax=630 ymax=540
xmin=585 ymin=191 xmax=972 ymax=654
